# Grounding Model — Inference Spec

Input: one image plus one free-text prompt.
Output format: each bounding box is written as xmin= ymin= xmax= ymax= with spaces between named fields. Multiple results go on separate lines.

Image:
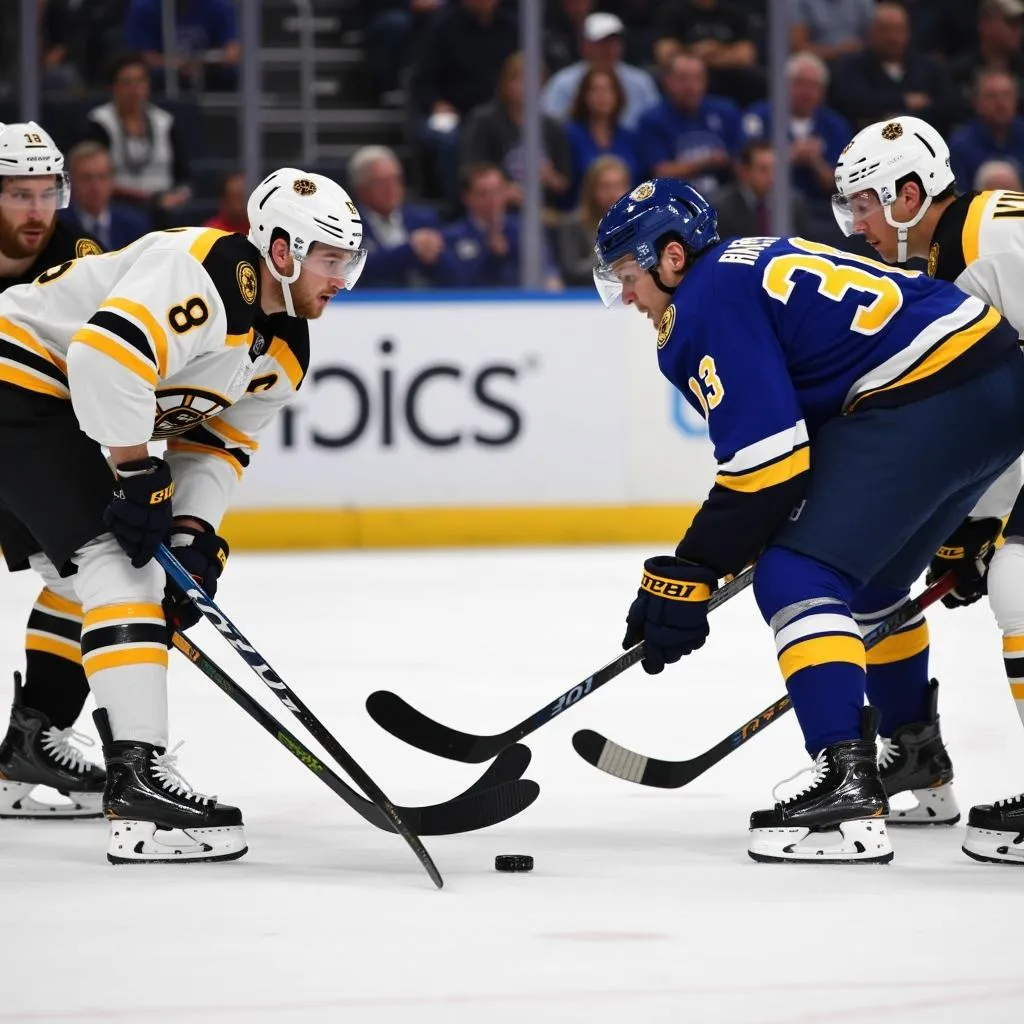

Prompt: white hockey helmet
xmin=0 ymin=121 xmax=70 ymax=208
xmin=832 ymin=116 xmax=954 ymax=263
xmin=247 ymin=167 xmax=366 ymax=315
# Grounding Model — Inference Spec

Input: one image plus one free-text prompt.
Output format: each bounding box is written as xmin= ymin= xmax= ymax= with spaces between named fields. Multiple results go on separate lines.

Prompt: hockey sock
xmin=987 ymin=539 xmax=1024 ymax=730
xmin=20 ymin=587 xmax=89 ymax=729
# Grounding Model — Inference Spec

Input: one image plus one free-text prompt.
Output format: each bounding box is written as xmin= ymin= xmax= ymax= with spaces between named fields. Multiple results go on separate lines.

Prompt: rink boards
xmin=223 ymin=291 xmax=717 ymax=548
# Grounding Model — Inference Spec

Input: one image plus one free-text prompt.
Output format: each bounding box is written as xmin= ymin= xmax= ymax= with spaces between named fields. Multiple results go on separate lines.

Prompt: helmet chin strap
xmin=263 ymin=251 xmax=302 ymax=317
xmin=650 ymin=266 xmax=679 ymax=297
xmin=883 ymin=195 xmax=933 ymax=264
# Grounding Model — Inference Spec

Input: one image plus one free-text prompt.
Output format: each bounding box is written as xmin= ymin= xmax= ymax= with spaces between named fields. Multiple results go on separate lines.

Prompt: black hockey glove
xmin=926 ymin=516 xmax=1002 ymax=609
xmin=162 ymin=525 xmax=230 ymax=634
xmin=102 ymin=457 xmax=175 ymax=568
xmin=623 ymin=557 xmax=718 ymax=675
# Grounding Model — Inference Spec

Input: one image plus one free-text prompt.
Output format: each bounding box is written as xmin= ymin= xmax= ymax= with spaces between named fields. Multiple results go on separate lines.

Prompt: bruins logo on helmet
xmin=75 ymin=238 xmax=102 ymax=257
xmin=881 ymin=121 xmax=904 ymax=141
xmin=236 ymin=260 xmax=258 ymax=304
xmin=927 ymin=242 xmax=940 ymax=278
xmin=292 ymin=178 xmax=317 ymax=196
xmin=630 ymin=181 xmax=656 ymax=202
xmin=657 ymin=304 xmax=676 ymax=349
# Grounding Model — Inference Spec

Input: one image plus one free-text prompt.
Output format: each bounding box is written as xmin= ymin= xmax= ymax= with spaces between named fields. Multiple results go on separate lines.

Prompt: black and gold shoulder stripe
xmin=189 ymin=229 xmax=262 ymax=339
xmin=929 ymin=192 xmax=983 ymax=281
xmin=258 ymin=311 xmax=310 ymax=390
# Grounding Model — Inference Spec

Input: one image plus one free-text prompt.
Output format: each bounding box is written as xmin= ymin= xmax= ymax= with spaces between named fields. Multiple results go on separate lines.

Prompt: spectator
xmin=460 ymin=52 xmax=572 ymax=214
xmin=204 ymin=171 xmax=249 ymax=234
xmin=975 ymin=157 xmax=1024 ymax=190
xmin=348 ymin=145 xmax=451 ymax=289
xmin=741 ymin=53 xmax=852 ymax=209
xmin=950 ymin=70 xmax=1024 ymax=190
xmin=541 ymin=12 xmax=661 ymax=130
xmin=555 ymin=154 xmax=632 ymax=286
xmin=408 ymin=0 xmax=519 ymax=204
xmin=563 ymin=67 xmax=642 ymax=208
xmin=367 ymin=0 xmax=446 ymax=105
xmin=895 ymin=0 xmax=980 ymax=58
xmin=125 ymin=0 xmax=239 ymax=92
xmin=714 ymin=139 xmax=816 ymax=239
xmin=790 ymin=0 xmax=875 ymax=62
xmin=437 ymin=163 xmax=562 ymax=290
xmin=652 ymin=0 xmax=763 ymax=107
xmin=830 ymin=2 xmax=965 ymax=134
xmin=950 ymin=0 xmax=1024 ymax=105
xmin=635 ymin=53 xmax=742 ymax=197
xmin=60 ymin=141 xmax=150 ymax=250
xmin=545 ymin=0 xmax=594 ymax=75
xmin=83 ymin=52 xmax=192 ymax=224
xmin=41 ymin=0 xmax=129 ymax=93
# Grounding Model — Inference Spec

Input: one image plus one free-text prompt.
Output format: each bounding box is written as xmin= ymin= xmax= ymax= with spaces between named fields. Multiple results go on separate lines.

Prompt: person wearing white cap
xmin=541 ymin=12 xmax=660 ymax=131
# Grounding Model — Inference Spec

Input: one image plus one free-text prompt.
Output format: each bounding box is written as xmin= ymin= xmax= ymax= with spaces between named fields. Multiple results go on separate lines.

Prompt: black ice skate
xmin=962 ymin=793 xmax=1024 ymax=864
xmin=0 ymin=671 xmax=105 ymax=819
xmin=878 ymin=679 xmax=959 ymax=826
xmin=94 ymin=708 xmax=247 ymax=864
xmin=748 ymin=709 xmax=893 ymax=864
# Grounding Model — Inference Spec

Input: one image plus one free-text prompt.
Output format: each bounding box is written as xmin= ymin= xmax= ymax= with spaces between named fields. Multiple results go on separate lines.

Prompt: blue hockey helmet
xmin=593 ymin=178 xmax=719 ymax=307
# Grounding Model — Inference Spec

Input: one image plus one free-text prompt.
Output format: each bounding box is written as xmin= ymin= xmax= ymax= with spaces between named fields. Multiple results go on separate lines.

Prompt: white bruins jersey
xmin=0 ymin=226 xmax=309 ymax=528
xmin=929 ymin=190 xmax=1024 ymax=517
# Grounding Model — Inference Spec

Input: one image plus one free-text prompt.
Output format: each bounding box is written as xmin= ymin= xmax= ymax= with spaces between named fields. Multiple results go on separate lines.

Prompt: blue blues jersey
xmin=662 ymin=235 xmax=1017 ymax=574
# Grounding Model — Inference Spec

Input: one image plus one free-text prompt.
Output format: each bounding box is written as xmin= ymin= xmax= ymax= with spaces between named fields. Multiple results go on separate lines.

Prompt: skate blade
xmin=106 ymin=820 xmax=247 ymax=864
xmin=962 ymin=825 xmax=1024 ymax=865
xmin=0 ymin=780 xmax=103 ymax=820
xmin=748 ymin=818 xmax=893 ymax=864
xmin=887 ymin=783 xmax=960 ymax=827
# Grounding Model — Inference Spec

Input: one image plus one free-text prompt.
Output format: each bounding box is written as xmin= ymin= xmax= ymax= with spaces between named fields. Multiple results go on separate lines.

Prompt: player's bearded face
xmin=0 ymin=190 xmax=57 ymax=260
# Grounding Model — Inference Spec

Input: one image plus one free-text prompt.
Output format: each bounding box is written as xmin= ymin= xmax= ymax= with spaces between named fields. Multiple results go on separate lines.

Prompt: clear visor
xmin=593 ymin=256 xmax=644 ymax=308
xmin=831 ymin=188 xmax=886 ymax=237
xmin=295 ymin=244 xmax=368 ymax=291
xmin=0 ymin=172 xmax=71 ymax=212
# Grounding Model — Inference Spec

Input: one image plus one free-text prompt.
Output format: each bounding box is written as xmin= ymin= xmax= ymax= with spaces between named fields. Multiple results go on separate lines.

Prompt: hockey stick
xmin=365 ymin=566 xmax=755 ymax=763
xmin=571 ymin=570 xmax=957 ymax=789
xmin=157 ymin=546 xmax=444 ymax=889
xmin=171 ymin=631 xmax=540 ymax=835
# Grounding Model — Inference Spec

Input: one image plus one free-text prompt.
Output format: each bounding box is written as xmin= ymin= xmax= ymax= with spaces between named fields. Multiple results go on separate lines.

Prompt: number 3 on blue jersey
xmin=762 ymin=238 xmax=916 ymax=335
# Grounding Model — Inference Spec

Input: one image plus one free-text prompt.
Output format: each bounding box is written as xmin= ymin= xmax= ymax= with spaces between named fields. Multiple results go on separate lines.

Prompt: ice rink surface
xmin=3 ymin=547 xmax=1024 ymax=1024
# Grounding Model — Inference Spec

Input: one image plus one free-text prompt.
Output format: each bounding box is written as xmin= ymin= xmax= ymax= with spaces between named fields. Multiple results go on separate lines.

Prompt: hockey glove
xmin=926 ymin=516 xmax=1002 ymax=609
xmin=622 ymin=557 xmax=718 ymax=675
xmin=162 ymin=525 xmax=230 ymax=634
xmin=102 ymin=457 xmax=175 ymax=568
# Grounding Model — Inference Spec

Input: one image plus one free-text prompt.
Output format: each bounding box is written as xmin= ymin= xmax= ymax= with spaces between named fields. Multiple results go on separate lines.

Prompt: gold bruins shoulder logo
xmin=76 ymin=237 xmax=102 ymax=257
xmin=927 ymin=242 xmax=940 ymax=278
xmin=630 ymin=181 xmax=656 ymax=202
xmin=292 ymin=178 xmax=317 ymax=196
xmin=236 ymin=260 xmax=258 ymax=304
xmin=881 ymin=121 xmax=904 ymax=141
xmin=657 ymin=304 xmax=676 ymax=349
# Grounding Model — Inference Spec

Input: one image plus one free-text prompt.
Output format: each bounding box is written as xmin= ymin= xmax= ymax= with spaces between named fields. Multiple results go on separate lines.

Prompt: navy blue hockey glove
xmin=162 ymin=525 xmax=230 ymax=635
xmin=622 ymin=557 xmax=718 ymax=675
xmin=102 ymin=457 xmax=174 ymax=568
xmin=926 ymin=516 xmax=1002 ymax=609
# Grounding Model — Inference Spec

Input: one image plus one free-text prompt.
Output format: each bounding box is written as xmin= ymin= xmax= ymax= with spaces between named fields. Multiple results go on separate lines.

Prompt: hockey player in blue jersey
xmin=593 ymin=178 xmax=1024 ymax=863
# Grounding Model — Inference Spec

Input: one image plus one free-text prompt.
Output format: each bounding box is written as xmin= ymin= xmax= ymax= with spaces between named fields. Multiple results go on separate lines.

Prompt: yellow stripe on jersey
xmin=715 ymin=446 xmax=810 ymax=493
xmin=0 ymin=362 xmax=69 ymax=398
xmin=206 ymin=415 xmax=259 ymax=451
xmin=268 ymin=336 xmax=304 ymax=390
xmin=102 ymin=297 xmax=169 ymax=378
xmin=189 ymin=228 xmax=229 ymax=264
xmin=26 ymin=634 xmax=82 ymax=664
xmin=848 ymin=306 xmax=1002 ymax=411
xmin=778 ymin=634 xmax=866 ymax=681
xmin=865 ymin=620 xmax=929 ymax=665
xmin=83 ymin=603 xmax=164 ymax=627
xmin=1011 ymin=681 xmax=1024 ymax=700
xmin=166 ymin=438 xmax=245 ymax=479
xmin=962 ymin=193 xmax=988 ymax=265
xmin=71 ymin=328 xmax=158 ymax=387
xmin=225 ymin=329 xmax=254 ymax=348
xmin=0 ymin=316 xmax=68 ymax=375
xmin=1004 ymin=635 xmax=1024 ymax=654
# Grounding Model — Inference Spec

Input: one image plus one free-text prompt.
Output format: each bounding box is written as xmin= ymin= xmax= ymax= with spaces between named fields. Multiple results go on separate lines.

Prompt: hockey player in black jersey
xmin=0 ymin=122 xmax=107 ymax=819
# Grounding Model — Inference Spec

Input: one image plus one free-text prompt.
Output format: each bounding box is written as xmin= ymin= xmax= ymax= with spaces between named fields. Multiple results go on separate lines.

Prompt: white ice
xmin=3 ymin=547 xmax=1024 ymax=1024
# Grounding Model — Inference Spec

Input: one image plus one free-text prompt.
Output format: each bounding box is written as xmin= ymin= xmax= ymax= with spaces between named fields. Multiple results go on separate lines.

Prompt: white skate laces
xmin=877 ymin=736 xmax=899 ymax=770
xmin=41 ymin=726 xmax=95 ymax=775
xmin=772 ymin=751 xmax=829 ymax=804
xmin=151 ymin=742 xmax=214 ymax=805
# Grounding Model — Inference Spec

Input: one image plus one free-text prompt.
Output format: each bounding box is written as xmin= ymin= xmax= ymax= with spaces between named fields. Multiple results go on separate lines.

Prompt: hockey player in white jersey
xmin=834 ymin=114 xmax=1024 ymax=863
xmin=0 ymin=167 xmax=366 ymax=863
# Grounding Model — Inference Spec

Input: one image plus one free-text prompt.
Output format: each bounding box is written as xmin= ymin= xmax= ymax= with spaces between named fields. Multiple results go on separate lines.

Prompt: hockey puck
xmin=495 ymin=854 xmax=533 ymax=872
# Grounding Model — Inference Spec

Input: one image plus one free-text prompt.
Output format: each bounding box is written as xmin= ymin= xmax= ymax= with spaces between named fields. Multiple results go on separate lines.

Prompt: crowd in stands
xmin=11 ymin=0 xmax=1024 ymax=290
